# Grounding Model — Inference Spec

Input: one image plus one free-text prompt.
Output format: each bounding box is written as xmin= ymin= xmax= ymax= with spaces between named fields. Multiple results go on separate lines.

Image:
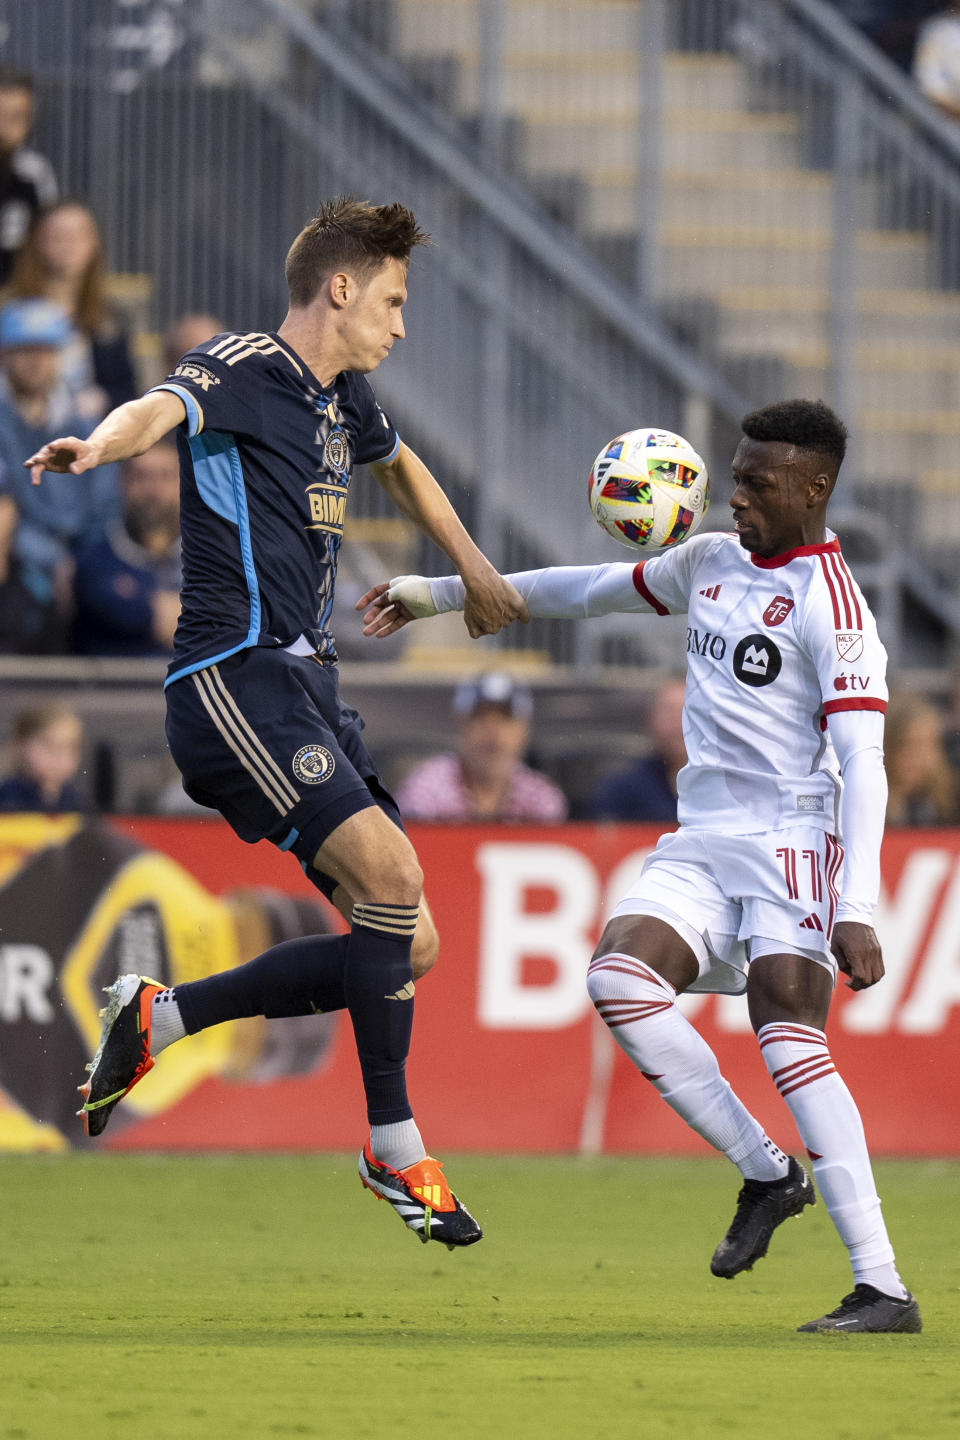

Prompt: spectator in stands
xmin=0 ymin=298 xmax=120 ymax=651
xmin=5 ymin=200 xmax=137 ymax=417
xmin=913 ymin=2 xmax=960 ymax=117
xmin=0 ymin=69 xmax=58 ymax=286
xmin=0 ymin=701 xmax=86 ymax=812
xmin=827 ymin=4 xmax=941 ymax=72
xmin=72 ymin=438 xmax=182 ymax=656
xmin=883 ymin=690 xmax=960 ymax=825
xmin=163 ymin=312 xmax=224 ymax=374
xmin=585 ymin=675 xmax=686 ymax=823
xmin=396 ymin=671 xmax=568 ymax=822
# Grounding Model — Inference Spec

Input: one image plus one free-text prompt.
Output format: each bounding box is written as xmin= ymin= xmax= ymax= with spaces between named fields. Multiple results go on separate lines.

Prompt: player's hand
xmin=357 ymin=577 xmax=433 ymax=638
xmin=24 ymin=437 xmax=103 ymax=486
xmin=831 ymin=920 xmax=884 ymax=991
xmin=461 ymin=566 xmax=529 ymax=639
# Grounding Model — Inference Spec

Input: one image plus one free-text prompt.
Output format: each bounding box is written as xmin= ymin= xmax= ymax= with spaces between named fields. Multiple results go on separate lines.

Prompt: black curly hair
xmin=740 ymin=399 xmax=847 ymax=472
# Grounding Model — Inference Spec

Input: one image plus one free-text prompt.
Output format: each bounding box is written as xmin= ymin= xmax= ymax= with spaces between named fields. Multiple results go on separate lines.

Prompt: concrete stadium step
xmin=713 ymin=286 xmax=960 ymax=350
xmin=459 ymin=55 xmax=641 ymax=121
xmin=659 ymin=168 xmax=880 ymax=232
xmin=520 ymin=119 xmax=641 ymax=173
xmin=856 ymin=410 xmax=960 ymax=502
xmin=661 ymin=110 xmax=801 ymax=170
xmin=391 ymin=0 xmax=641 ymax=60
xmin=783 ymin=345 xmax=960 ymax=413
xmin=660 ymin=52 xmax=751 ymax=111
xmin=657 ymin=228 xmax=930 ymax=294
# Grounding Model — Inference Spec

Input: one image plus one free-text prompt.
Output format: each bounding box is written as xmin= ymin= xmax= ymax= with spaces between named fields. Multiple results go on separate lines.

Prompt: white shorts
xmin=611 ymin=826 xmax=843 ymax=995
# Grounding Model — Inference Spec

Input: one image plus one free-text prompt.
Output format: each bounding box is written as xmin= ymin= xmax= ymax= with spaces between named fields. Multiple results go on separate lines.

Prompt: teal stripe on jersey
xmin=162 ymin=431 xmax=262 ymax=687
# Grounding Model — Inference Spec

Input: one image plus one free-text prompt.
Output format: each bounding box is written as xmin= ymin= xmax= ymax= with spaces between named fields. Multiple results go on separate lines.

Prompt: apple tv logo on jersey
xmin=733 ymin=634 xmax=782 ymax=687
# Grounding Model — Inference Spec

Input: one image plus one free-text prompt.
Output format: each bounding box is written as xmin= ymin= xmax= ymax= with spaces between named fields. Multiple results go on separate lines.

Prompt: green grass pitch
xmin=0 ymin=1154 xmax=957 ymax=1440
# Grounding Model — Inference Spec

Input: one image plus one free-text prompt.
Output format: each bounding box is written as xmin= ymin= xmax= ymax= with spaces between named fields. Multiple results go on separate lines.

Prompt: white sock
xmin=587 ymin=953 xmax=788 ymax=1181
xmin=758 ymin=1022 xmax=908 ymax=1298
xmin=370 ymin=1119 xmax=426 ymax=1171
xmin=150 ymin=988 xmax=187 ymax=1055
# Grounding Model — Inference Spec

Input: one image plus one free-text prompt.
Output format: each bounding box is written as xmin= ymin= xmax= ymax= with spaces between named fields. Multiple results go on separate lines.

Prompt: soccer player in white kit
xmin=360 ymin=399 xmax=921 ymax=1334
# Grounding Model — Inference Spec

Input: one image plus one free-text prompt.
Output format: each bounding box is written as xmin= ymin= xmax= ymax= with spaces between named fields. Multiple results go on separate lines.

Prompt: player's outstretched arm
xmin=358 ymin=559 xmax=659 ymax=639
xmin=369 ymin=443 xmax=528 ymax=637
xmin=25 ymin=390 xmax=187 ymax=485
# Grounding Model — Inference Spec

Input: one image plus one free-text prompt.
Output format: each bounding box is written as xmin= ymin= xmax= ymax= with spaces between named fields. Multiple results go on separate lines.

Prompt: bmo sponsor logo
xmin=472 ymin=841 xmax=960 ymax=1035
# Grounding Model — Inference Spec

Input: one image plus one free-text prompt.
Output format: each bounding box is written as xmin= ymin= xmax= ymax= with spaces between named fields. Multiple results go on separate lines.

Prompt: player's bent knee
xmin=412 ymin=923 xmax=439 ymax=980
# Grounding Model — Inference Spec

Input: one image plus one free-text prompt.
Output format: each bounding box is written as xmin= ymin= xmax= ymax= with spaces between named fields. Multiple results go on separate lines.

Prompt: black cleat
xmin=798 ymin=1283 xmax=922 ymax=1334
xmin=77 ymin=974 xmax=164 ymax=1137
xmin=359 ymin=1143 xmax=483 ymax=1249
xmin=711 ymin=1157 xmax=815 ymax=1278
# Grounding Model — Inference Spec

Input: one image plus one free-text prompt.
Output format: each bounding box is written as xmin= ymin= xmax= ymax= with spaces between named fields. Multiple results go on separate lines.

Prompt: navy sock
xmin=347 ymin=903 xmax=418 ymax=1125
xmin=174 ymin=932 xmax=348 ymax=1034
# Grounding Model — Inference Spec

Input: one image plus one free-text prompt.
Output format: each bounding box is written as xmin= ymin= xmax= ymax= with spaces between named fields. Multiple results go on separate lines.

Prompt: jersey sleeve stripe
xmin=832 ymin=552 xmax=863 ymax=628
xmin=818 ymin=553 xmax=843 ymax=628
xmin=632 ymin=561 xmax=670 ymax=615
xmin=822 ymin=697 xmax=887 ymax=716
xmin=828 ymin=551 xmax=855 ymax=629
xmin=151 ymin=382 xmax=203 ymax=436
xmin=823 ymin=553 xmax=852 ymax=628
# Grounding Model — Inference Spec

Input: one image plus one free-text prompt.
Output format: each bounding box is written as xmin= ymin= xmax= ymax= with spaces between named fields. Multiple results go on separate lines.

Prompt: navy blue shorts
xmin=164 ymin=648 xmax=403 ymax=900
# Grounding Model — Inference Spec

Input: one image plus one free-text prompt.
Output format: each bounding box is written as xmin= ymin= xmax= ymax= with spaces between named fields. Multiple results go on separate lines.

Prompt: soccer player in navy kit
xmin=26 ymin=197 xmax=528 ymax=1248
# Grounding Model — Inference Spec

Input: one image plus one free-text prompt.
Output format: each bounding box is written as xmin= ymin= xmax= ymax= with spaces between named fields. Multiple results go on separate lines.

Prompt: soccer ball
xmin=588 ymin=427 xmax=709 ymax=550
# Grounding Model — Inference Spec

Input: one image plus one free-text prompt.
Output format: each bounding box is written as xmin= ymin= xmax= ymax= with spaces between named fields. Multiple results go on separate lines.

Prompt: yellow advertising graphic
xmin=0 ymin=818 xmax=335 ymax=1151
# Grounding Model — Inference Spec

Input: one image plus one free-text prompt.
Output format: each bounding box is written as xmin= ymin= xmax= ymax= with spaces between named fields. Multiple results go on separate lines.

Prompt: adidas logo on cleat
xmin=358 ymin=1143 xmax=483 ymax=1249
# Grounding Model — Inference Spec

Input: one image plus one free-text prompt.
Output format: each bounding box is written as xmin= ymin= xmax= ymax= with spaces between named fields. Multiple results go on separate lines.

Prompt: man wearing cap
xmin=0 ymin=298 xmax=119 ymax=651
xmin=396 ymin=671 xmax=568 ymax=822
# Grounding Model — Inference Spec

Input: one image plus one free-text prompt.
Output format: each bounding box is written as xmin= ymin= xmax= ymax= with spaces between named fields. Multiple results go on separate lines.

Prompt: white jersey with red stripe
xmin=629 ymin=529 xmax=886 ymax=835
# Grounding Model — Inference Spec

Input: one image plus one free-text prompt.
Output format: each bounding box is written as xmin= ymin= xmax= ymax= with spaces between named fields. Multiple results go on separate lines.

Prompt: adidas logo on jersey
xmin=799 ymin=914 xmax=824 ymax=932
xmin=699 ymin=584 xmax=722 ymax=600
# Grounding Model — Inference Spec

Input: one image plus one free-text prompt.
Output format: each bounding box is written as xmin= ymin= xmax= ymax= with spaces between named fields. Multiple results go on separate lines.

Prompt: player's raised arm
xmin=25 ymin=389 xmax=187 ymax=485
xmin=367 ymin=441 xmax=528 ymax=637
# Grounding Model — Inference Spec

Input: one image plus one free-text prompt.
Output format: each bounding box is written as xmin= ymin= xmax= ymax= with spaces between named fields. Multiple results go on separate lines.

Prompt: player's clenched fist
xmin=25 ymin=437 xmax=103 ymax=485
xmin=461 ymin=566 xmax=529 ymax=639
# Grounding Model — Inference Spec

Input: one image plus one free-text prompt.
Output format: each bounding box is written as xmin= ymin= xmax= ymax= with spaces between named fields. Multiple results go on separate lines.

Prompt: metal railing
xmin=2 ymin=0 xmax=758 ymax=669
xmin=5 ymin=0 xmax=960 ymax=667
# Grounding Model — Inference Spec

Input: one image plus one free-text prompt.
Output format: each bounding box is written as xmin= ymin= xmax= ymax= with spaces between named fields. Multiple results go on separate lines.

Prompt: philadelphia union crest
xmin=323 ymin=429 xmax=348 ymax=475
xmin=292 ymin=745 xmax=335 ymax=784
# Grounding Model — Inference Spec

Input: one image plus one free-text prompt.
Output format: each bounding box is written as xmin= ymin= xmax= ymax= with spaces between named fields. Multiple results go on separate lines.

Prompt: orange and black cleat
xmin=77 ymin=974 xmax=165 ymax=1137
xmin=358 ymin=1143 xmax=483 ymax=1249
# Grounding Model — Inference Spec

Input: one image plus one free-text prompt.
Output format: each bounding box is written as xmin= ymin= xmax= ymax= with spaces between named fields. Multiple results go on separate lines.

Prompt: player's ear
xmin=328 ymin=272 xmax=351 ymax=308
xmin=808 ymin=470 xmax=831 ymax=505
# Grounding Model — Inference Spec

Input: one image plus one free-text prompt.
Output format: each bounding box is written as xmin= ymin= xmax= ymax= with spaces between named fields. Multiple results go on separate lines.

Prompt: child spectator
xmin=0 ymin=701 xmax=86 ymax=812
xmin=396 ymin=672 xmax=568 ymax=822
xmin=5 ymin=200 xmax=137 ymax=417
xmin=72 ymin=439 xmax=182 ymax=656
xmin=0 ymin=70 xmax=58 ymax=286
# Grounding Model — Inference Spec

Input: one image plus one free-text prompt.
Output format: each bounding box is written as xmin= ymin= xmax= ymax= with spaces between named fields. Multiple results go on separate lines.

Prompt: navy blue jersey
xmin=152 ymin=331 xmax=399 ymax=686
